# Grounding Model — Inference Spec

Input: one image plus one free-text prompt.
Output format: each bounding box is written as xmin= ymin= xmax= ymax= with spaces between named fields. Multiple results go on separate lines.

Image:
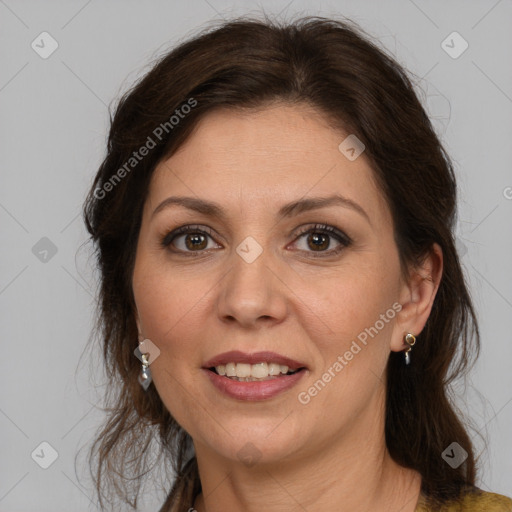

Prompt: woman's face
xmin=132 ymin=104 xmax=414 ymax=467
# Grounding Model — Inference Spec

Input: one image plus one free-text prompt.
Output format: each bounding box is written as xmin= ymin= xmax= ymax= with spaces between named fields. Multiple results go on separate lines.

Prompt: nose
xmin=216 ymin=244 xmax=288 ymax=329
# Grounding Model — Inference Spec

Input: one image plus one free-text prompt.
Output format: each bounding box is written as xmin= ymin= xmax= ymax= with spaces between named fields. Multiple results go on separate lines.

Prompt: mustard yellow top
xmin=415 ymin=489 xmax=512 ymax=511
xmin=160 ymin=488 xmax=512 ymax=512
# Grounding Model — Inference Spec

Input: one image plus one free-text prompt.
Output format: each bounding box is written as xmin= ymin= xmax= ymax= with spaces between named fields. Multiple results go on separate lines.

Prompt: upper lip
xmin=203 ymin=350 xmax=307 ymax=371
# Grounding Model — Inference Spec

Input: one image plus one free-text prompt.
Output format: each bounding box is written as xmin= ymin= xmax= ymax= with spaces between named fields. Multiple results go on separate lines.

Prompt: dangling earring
xmin=403 ymin=333 xmax=416 ymax=365
xmin=138 ymin=337 xmax=152 ymax=391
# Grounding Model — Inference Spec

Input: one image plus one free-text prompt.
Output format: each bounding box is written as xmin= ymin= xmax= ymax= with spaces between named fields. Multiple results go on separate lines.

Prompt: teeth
xmin=268 ymin=363 xmax=282 ymax=376
xmin=214 ymin=362 xmax=296 ymax=379
xmin=225 ymin=363 xmax=236 ymax=377
xmin=251 ymin=362 xmax=268 ymax=379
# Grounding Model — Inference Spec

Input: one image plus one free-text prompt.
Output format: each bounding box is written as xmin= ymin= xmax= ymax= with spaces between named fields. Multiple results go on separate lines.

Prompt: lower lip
xmin=203 ymin=368 xmax=307 ymax=401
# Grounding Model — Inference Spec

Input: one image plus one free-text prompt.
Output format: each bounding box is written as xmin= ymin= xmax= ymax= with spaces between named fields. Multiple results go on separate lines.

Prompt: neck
xmin=192 ymin=388 xmax=422 ymax=512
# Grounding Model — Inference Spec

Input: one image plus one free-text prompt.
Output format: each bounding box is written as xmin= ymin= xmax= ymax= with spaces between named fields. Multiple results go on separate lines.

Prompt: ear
xmin=390 ymin=243 xmax=443 ymax=352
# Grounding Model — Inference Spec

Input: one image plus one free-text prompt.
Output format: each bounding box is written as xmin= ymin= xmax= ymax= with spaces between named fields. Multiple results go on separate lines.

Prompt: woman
xmin=83 ymin=15 xmax=512 ymax=512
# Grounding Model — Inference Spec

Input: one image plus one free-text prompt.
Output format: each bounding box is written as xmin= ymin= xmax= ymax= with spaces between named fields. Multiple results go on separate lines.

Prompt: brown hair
xmin=83 ymin=14 xmax=480 ymax=511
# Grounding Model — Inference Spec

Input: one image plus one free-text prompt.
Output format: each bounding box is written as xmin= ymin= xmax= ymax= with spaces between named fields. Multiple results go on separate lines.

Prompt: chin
xmin=195 ymin=416 xmax=307 ymax=466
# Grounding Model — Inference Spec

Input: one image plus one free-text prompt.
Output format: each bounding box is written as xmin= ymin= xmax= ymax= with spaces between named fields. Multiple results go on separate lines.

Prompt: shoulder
xmin=416 ymin=489 xmax=512 ymax=511
xmin=458 ymin=490 xmax=512 ymax=511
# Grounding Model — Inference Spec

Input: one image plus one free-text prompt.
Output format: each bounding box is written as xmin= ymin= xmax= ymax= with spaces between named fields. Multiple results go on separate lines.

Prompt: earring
xmin=403 ymin=333 xmax=416 ymax=365
xmin=138 ymin=338 xmax=153 ymax=391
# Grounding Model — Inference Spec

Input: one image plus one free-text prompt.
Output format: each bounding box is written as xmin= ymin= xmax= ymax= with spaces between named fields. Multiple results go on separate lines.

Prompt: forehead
xmin=146 ymin=104 xmax=390 ymax=226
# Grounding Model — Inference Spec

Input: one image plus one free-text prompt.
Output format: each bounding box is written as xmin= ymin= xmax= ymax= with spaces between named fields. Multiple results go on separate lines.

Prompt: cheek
xmin=296 ymin=270 xmax=397 ymax=422
xmin=133 ymin=247 xmax=397 ymax=363
xmin=134 ymin=272 xmax=206 ymax=359
xmin=300 ymin=260 xmax=397 ymax=352
xmin=132 ymin=250 xmax=196 ymax=354
xmin=132 ymin=257 xmax=210 ymax=428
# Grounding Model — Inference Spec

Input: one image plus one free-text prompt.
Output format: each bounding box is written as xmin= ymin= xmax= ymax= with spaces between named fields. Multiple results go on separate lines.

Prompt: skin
xmin=132 ymin=103 xmax=443 ymax=512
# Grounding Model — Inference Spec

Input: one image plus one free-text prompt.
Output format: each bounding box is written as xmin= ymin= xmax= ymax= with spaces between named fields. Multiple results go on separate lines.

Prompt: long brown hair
xmin=83 ymin=14 xmax=480 ymax=511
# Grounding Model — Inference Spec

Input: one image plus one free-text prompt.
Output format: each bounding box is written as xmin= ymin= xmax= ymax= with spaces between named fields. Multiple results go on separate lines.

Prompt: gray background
xmin=1 ymin=0 xmax=511 ymax=510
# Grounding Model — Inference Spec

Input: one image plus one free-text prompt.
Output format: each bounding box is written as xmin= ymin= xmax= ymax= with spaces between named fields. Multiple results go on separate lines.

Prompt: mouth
xmin=207 ymin=362 xmax=306 ymax=382
xmin=203 ymin=350 xmax=307 ymax=378
xmin=203 ymin=366 xmax=307 ymax=401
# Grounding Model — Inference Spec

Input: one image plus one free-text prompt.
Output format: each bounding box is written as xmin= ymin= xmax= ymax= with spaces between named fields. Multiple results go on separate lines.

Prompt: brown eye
xmin=292 ymin=224 xmax=352 ymax=257
xmin=183 ymin=233 xmax=208 ymax=250
xmin=161 ymin=223 xmax=352 ymax=258
xmin=162 ymin=225 xmax=220 ymax=254
xmin=306 ymin=232 xmax=329 ymax=251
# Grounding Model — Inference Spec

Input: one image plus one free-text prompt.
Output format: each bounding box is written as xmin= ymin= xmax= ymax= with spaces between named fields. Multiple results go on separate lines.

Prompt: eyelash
xmin=160 ymin=223 xmax=352 ymax=258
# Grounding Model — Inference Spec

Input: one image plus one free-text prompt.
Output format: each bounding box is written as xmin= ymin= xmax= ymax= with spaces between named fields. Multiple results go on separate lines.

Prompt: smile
xmin=212 ymin=362 xmax=300 ymax=381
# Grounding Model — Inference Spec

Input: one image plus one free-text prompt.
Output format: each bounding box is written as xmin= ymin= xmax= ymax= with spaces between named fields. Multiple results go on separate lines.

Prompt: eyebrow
xmin=152 ymin=194 xmax=371 ymax=225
